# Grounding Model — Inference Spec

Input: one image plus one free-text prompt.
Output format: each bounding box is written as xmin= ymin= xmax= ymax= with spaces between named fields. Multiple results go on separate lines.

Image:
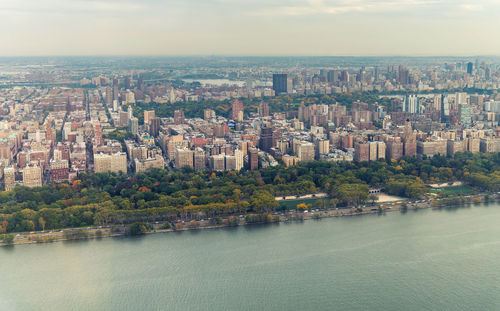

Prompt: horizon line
xmin=0 ymin=54 xmax=499 ymax=58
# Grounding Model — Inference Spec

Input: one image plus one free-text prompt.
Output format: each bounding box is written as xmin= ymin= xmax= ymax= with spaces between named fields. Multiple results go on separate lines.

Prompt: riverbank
xmin=2 ymin=192 xmax=495 ymax=247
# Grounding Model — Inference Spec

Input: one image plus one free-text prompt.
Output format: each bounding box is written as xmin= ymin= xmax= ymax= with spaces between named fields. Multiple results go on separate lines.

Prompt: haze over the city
xmin=1 ymin=0 xmax=500 ymax=56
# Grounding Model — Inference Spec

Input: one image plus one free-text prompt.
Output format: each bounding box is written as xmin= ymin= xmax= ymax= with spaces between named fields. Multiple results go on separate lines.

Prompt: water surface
xmin=2 ymin=205 xmax=500 ymax=311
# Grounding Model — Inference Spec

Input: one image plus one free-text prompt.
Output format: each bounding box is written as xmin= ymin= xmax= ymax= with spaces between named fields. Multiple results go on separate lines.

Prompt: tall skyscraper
xmin=137 ymin=76 xmax=144 ymax=91
xmin=112 ymin=78 xmax=119 ymax=101
xmin=467 ymin=62 xmax=473 ymax=75
xmin=398 ymin=65 xmax=409 ymax=85
xmin=272 ymin=73 xmax=288 ymax=95
xmin=327 ymin=70 xmax=338 ymax=84
xmin=105 ymin=87 xmax=112 ymax=105
xmin=485 ymin=66 xmax=492 ymax=80
xmin=340 ymin=70 xmax=350 ymax=83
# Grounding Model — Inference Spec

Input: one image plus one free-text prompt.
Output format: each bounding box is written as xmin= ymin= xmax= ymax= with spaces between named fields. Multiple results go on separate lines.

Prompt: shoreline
xmin=2 ymin=193 xmax=493 ymax=247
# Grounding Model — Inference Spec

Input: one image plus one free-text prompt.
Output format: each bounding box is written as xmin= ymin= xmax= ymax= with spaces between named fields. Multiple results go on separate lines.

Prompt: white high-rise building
xmin=234 ymin=149 xmax=243 ymax=171
xmin=405 ymin=95 xmax=418 ymax=114
xmin=456 ymin=92 xmax=467 ymax=105
xmin=169 ymin=88 xmax=176 ymax=103
xmin=129 ymin=117 xmax=139 ymax=135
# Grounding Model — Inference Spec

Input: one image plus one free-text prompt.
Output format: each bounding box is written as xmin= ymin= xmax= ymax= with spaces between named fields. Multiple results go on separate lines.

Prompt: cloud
xmin=0 ymin=0 xmax=146 ymax=15
xmin=0 ymin=0 xmax=499 ymax=56
xmin=247 ymin=0 xmax=497 ymax=17
xmin=459 ymin=4 xmax=484 ymax=11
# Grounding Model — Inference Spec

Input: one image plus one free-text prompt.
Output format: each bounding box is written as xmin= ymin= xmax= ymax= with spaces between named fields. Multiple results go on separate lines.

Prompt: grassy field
xmin=429 ymin=185 xmax=475 ymax=196
xmin=278 ymin=197 xmax=329 ymax=210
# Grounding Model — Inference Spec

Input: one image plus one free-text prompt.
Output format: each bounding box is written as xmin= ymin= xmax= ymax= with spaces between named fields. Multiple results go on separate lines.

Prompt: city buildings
xmin=94 ymin=153 xmax=127 ymax=174
xmin=297 ymin=142 xmax=315 ymax=162
xmin=231 ymin=100 xmax=244 ymax=121
xmin=135 ymin=156 xmax=165 ymax=173
xmin=150 ymin=117 xmax=161 ymax=137
xmin=272 ymin=73 xmax=288 ymax=95
xmin=22 ymin=165 xmax=42 ymax=188
xmin=1 ymin=58 xmax=500 ymax=191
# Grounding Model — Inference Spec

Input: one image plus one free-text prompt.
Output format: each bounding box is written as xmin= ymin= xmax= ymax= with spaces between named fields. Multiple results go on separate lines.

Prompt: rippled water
xmin=2 ymin=205 xmax=500 ymax=311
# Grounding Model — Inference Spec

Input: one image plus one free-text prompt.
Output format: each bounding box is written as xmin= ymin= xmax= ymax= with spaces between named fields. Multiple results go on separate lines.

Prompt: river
xmin=2 ymin=205 xmax=500 ymax=310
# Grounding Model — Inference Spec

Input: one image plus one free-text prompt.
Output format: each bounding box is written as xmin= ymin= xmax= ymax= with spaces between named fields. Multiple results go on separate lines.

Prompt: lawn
xmin=429 ymin=185 xmax=475 ymax=196
xmin=278 ymin=197 xmax=329 ymax=210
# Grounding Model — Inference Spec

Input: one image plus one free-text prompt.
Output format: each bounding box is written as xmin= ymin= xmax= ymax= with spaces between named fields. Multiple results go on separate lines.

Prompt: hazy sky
xmin=1 ymin=0 xmax=499 ymax=56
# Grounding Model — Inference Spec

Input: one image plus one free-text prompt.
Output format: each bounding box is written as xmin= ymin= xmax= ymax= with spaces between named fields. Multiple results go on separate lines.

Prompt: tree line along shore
xmin=1 ymin=192 xmax=495 ymax=246
xmin=2 ymin=151 xmax=500 ymax=245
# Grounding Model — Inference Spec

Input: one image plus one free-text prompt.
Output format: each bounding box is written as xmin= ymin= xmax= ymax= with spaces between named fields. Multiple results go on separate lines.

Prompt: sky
xmin=0 ymin=0 xmax=499 ymax=56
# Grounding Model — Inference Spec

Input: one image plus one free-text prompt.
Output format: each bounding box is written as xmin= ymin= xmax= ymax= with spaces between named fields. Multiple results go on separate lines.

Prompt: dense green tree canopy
xmin=1 ymin=151 xmax=499 ymax=233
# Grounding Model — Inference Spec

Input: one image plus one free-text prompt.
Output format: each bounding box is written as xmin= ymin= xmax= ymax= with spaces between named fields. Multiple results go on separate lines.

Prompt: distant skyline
xmin=1 ymin=0 xmax=500 ymax=57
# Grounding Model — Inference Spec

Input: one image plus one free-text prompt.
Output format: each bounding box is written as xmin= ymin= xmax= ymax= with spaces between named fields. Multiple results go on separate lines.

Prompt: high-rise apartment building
xmin=119 ymin=111 xmax=129 ymax=127
xmin=112 ymin=78 xmax=119 ymax=101
xmin=398 ymin=65 xmax=409 ymax=85
xmin=386 ymin=137 xmax=403 ymax=160
xmin=194 ymin=148 xmax=206 ymax=170
xmin=144 ymin=110 xmax=155 ymax=125
xmin=316 ymin=140 xmax=330 ymax=157
xmin=459 ymin=104 xmax=472 ymax=128
xmin=272 ymin=73 xmax=288 ymax=95
xmin=4 ymin=166 xmax=15 ymax=191
xmin=405 ymin=95 xmax=418 ymax=114
xmin=259 ymin=102 xmax=270 ymax=117
xmin=327 ymin=70 xmax=338 ymax=83
xmin=129 ymin=117 xmax=139 ymax=135
xmin=174 ymin=110 xmax=185 ymax=125
xmin=22 ymin=165 xmax=42 ymax=188
xmin=231 ymin=100 xmax=244 ymax=121
xmin=297 ymin=142 xmax=315 ymax=161
xmin=354 ymin=143 xmax=370 ymax=162
xmin=150 ymin=117 xmax=161 ymax=137
xmin=225 ymin=150 xmax=244 ymax=171
xmin=248 ymin=148 xmax=259 ymax=170
xmin=209 ymin=154 xmax=226 ymax=171
xmin=94 ymin=153 xmax=127 ymax=174
xmin=175 ymin=148 xmax=194 ymax=169
xmin=259 ymin=127 xmax=274 ymax=152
